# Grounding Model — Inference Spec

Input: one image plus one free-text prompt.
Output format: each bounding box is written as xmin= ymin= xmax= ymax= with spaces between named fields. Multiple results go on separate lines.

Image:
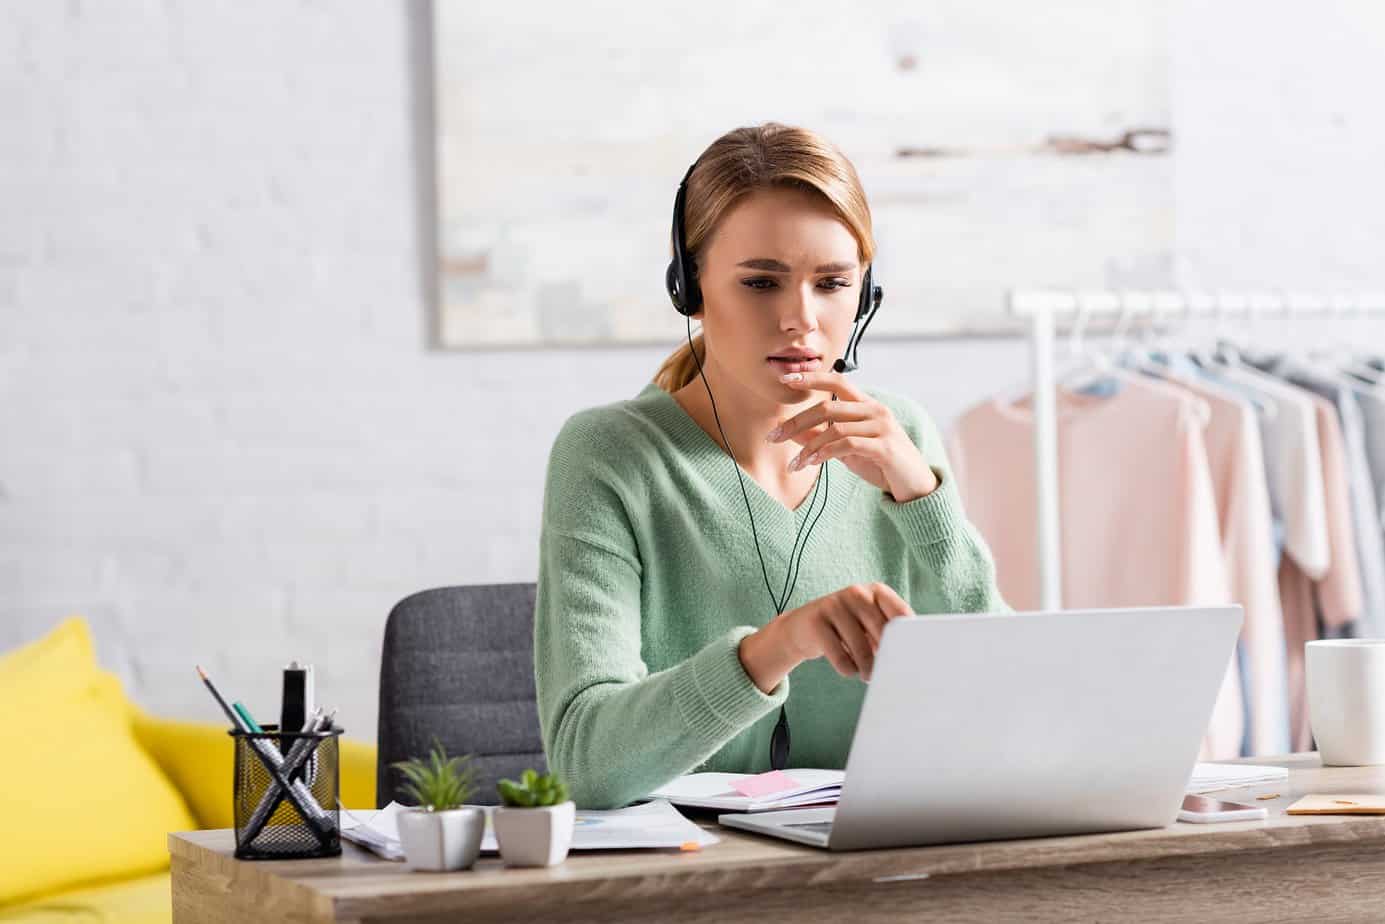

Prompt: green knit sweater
xmin=534 ymin=381 xmax=1009 ymax=808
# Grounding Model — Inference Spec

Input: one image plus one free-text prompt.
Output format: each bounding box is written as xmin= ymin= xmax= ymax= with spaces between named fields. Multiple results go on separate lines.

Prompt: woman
xmin=534 ymin=123 xmax=1008 ymax=809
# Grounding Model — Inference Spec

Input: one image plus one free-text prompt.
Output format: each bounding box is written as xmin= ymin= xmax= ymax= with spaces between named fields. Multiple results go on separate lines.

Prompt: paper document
xmin=341 ymin=799 xmax=717 ymax=861
xmin=1186 ymin=762 xmax=1289 ymax=794
xmin=649 ymin=769 xmax=845 ymax=812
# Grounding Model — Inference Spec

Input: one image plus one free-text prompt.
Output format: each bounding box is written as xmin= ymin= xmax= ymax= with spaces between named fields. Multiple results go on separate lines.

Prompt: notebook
xmin=648 ymin=770 xmax=845 ymax=812
xmin=1286 ymin=794 xmax=1385 ymax=815
xmin=1186 ymin=763 xmax=1289 ymax=794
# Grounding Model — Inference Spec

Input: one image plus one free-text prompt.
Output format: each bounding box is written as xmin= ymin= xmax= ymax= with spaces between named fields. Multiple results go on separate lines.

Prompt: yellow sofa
xmin=0 ymin=620 xmax=376 ymax=924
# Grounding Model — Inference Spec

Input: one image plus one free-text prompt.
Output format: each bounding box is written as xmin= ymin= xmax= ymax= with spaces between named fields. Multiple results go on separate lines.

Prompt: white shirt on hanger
xmin=1214 ymin=365 xmax=1331 ymax=581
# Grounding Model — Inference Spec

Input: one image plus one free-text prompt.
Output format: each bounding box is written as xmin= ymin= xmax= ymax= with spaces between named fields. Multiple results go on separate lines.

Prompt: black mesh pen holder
xmin=231 ymin=725 xmax=342 ymax=860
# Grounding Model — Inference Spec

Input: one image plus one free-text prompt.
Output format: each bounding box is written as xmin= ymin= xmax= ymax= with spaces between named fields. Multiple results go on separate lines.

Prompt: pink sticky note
xmin=729 ymin=770 xmax=802 ymax=799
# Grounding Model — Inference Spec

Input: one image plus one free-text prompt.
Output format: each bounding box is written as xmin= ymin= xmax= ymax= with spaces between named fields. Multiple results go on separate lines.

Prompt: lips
xmin=768 ymin=357 xmax=822 ymax=373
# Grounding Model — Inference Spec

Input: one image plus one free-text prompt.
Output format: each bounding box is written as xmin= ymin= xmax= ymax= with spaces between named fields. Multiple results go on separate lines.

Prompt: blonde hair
xmin=652 ymin=122 xmax=877 ymax=393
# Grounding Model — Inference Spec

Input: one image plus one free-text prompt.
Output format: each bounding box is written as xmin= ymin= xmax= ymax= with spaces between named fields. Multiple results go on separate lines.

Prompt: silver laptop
xmin=719 ymin=605 xmax=1243 ymax=850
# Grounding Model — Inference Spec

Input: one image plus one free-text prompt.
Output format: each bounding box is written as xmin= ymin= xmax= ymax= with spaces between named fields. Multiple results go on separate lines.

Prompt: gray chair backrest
xmin=376 ymin=583 xmax=545 ymax=807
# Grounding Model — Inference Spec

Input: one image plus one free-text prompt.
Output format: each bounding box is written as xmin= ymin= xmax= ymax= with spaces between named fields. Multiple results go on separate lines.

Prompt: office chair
xmin=376 ymin=583 xmax=546 ymax=807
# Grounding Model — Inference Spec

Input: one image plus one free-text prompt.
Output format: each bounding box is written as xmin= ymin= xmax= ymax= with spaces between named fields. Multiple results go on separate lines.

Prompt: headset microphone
xmin=832 ymin=280 xmax=883 ymax=373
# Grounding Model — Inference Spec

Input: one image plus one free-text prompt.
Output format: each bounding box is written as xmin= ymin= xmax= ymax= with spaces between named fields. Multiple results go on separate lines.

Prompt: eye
xmin=740 ymin=277 xmax=854 ymax=292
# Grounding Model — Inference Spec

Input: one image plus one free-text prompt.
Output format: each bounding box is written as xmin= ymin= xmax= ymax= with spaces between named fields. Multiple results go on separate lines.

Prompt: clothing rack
xmin=1008 ymin=289 xmax=1385 ymax=611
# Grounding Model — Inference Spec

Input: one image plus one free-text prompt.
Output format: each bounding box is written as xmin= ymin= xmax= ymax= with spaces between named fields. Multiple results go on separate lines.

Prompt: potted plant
xmin=493 ymin=769 xmax=576 ymax=867
xmin=391 ymin=739 xmax=485 ymax=872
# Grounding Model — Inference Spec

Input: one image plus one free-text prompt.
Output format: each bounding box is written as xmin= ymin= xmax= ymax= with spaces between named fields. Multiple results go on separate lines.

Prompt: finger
xmin=830 ymin=609 xmax=875 ymax=680
xmin=819 ymin=623 xmax=859 ymax=678
xmin=856 ymin=602 xmax=888 ymax=647
xmin=777 ymin=369 xmax=868 ymax=401
xmin=871 ymin=582 xmax=915 ymax=618
xmin=803 ymin=435 xmax=878 ymax=467
xmin=789 ymin=421 xmax=881 ymax=470
xmin=769 ymin=400 xmax=872 ymax=444
xmin=847 ymin=590 xmax=890 ymax=646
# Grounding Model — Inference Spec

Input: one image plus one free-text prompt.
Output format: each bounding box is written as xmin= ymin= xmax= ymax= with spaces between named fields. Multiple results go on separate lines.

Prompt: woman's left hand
xmin=767 ymin=371 xmax=939 ymax=503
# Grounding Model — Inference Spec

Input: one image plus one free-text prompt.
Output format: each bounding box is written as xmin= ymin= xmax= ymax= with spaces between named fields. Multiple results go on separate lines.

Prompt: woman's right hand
xmin=738 ymin=583 xmax=914 ymax=693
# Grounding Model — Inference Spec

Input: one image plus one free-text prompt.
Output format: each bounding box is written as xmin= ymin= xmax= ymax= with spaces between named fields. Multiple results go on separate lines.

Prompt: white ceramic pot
xmin=493 ymin=801 xmax=576 ymax=867
xmin=396 ymin=806 xmax=485 ymax=872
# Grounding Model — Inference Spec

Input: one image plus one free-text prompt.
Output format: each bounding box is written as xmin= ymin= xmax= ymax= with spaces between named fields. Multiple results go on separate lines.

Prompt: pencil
xmin=197 ymin=664 xmax=248 ymax=732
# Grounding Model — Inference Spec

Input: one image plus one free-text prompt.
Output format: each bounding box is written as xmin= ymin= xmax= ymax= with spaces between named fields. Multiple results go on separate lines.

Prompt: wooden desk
xmin=171 ymin=754 xmax=1385 ymax=923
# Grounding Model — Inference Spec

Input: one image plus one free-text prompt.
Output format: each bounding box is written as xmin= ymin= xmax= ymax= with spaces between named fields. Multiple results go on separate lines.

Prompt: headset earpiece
xmin=666 ymin=163 xmax=702 ymax=317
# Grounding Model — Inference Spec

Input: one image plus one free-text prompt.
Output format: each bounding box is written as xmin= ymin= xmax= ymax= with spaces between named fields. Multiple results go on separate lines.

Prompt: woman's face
xmin=694 ymin=186 xmax=864 ymax=406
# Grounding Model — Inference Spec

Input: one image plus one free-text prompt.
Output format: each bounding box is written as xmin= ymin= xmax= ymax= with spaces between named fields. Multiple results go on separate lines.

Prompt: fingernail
xmin=806 ymin=452 xmax=820 ymax=465
xmin=766 ymin=425 xmax=782 ymax=442
xmin=780 ymin=372 xmax=803 ymax=382
xmin=789 ymin=455 xmax=801 ymax=471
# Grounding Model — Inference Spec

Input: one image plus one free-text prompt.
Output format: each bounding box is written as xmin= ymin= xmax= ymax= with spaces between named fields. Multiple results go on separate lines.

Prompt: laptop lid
xmin=827 ymin=605 xmax=1243 ymax=851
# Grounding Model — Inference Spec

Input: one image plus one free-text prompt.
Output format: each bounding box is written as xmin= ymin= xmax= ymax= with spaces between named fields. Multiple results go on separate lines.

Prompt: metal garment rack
xmin=1008 ymin=289 xmax=1385 ymax=612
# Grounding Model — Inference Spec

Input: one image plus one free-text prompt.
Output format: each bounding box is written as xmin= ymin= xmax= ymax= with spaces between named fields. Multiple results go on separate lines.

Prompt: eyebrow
xmin=736 ymin=258 xmax=858 ymax=273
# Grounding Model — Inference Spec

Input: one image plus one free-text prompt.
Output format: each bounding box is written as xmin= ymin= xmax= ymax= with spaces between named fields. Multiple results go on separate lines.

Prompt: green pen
xmin=232 ymin=701 xmax=264 ymax=734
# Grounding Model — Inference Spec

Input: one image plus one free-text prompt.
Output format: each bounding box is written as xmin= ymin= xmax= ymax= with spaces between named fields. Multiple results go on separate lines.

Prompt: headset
xmin=663 ymin=157 xmax=884 ymax=770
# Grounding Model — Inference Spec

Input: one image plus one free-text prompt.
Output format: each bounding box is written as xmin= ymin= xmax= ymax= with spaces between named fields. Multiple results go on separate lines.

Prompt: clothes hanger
xmin=1112 ymin=300 xmax=1149 ymax=369
xmin=1127 ymin=294 xmax=1192 ymax=374
xmin=1336 ymin=298 xmax=1385 ymax=384
xmin=1057 ymin=295 xmax=1140 ymax=396
xmin=990 ymin=295 xmax=1121 ymax=409
xmin=1188 ymin=295 xmax=1233 ymax=370
xmin=1283 ymin=294 xmax=1377 ymax=391
xmin=1166 ymin=293 xmax=1276 ymax=419
xmin=1214 ymin=301 xmax=1251 ymax=366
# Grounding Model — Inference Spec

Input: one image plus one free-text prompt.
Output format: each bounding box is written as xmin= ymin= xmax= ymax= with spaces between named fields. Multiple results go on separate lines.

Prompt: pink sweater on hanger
xmin=947 ymin=374 xmax=1243 ymax=759
xmin=1157 ymin=373 xmax=1289 ymax=756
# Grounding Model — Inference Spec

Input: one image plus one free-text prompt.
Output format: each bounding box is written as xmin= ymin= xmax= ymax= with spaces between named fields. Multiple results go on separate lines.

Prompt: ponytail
xmin=652 ymin=330 xmax=706 ymax=393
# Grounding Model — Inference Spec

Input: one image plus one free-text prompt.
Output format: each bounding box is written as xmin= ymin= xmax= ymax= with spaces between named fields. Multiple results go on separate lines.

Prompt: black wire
xmin=684 ymin=316 xmax=828 ymax=616
xmin=684 ymin=316 xmax=835 ymax=773
xmin=781 ymin=458 xmax=830 ymax=611
xmin=775 ymin=464 xmax=825 ymax=611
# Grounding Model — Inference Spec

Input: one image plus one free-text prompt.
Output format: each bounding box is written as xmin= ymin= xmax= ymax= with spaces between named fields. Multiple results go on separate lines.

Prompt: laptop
xmin=719 ymin=605 xmax=1243 ymax=851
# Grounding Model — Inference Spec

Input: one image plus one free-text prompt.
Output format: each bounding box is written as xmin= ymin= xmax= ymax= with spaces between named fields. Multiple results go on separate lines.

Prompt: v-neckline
xmin=637 ymin=382 xmax=857 ymax=530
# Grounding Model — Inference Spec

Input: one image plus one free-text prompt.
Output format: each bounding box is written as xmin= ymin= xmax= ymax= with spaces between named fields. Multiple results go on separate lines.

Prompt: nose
xmin=779 ymin=280 xmax=820 ymax=334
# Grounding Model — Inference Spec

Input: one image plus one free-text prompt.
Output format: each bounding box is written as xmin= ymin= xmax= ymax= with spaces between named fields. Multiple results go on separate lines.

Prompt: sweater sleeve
xmin=872 ymin=391 xmax=1011 ymax=615
xmin=533 ymin=415 xmax=788 ymax=809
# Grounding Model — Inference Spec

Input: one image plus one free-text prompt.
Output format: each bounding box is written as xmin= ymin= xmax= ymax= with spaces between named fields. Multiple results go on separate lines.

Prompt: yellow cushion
xmin=0 ymin=620 xmax=195 ymax=907
xmin=0 ymin=871 xmax=171 ymax=923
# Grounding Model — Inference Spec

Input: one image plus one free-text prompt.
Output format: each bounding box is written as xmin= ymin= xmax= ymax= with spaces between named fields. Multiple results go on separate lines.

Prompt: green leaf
xmin=497 ymin=779 xmax=525 ymax=807
xmin=391 ymin=740 xmax=478 ymax=810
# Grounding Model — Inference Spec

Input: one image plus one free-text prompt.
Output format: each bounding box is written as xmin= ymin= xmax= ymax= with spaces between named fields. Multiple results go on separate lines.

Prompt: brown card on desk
xmin=1286 ymin=794 xmax=1385 ymax=815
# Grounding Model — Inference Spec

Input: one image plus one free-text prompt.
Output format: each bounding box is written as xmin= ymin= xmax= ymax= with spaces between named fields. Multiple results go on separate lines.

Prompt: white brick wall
xmin=3 ymin=1 xmax=1381 ymax=743
xmin=0 ymin=2 xmax=1031 ymax=739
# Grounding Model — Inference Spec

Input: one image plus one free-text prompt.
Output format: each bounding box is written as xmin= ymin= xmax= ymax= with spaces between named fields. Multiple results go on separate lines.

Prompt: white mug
xmin=1307 ymin=639 xmax=1385 ymax=766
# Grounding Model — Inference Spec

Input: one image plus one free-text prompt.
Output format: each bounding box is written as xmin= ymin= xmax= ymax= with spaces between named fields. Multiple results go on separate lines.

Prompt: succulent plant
xmin=390 ymin=738 xmax=478 ymax=811
xmin=496 ymin=768 xmax=569 ymax=808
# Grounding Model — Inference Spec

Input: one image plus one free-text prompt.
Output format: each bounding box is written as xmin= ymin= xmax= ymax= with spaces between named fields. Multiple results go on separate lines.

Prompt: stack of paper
xmin=341 ymin=799 xmax=718 ymax=861
xmin=1186 ymin=762 xmax=1289 ymax=794
xmin=340 ymin=804 xmax=405 ymax=860
xmin=649 ymin=769 xmax=845 ymax=812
